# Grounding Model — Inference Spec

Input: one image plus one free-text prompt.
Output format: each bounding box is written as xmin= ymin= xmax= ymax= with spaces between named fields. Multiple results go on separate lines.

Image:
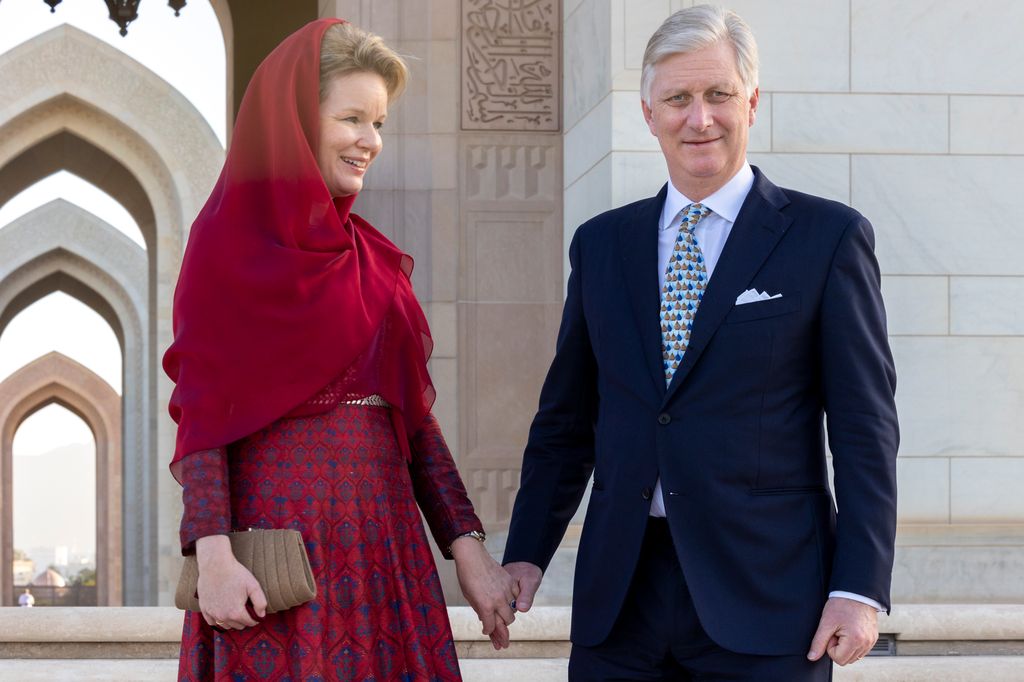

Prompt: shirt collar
xmin=660 ymin=162 xmax=755 ymax=231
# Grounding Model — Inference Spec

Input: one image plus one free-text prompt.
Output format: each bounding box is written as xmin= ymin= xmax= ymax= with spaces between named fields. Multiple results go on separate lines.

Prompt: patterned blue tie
xmin=660 ymin=203 xmax=711 ymax=385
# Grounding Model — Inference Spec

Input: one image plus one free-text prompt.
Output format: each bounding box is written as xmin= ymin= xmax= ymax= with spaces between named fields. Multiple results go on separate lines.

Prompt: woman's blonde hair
xmin=319 ymin=23 xmax=408 ymax=102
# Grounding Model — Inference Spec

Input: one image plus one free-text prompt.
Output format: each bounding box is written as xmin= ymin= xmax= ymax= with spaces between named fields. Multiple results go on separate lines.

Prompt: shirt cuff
xmin=829 ymin=590 xmax=885 ymax=612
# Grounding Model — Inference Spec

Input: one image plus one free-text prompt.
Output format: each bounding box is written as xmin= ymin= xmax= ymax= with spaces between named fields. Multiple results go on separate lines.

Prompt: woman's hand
xmin=452 ymin=535 xmax=520 ymax=650
xmin=195 ymin=535 xmax=268 ymax=630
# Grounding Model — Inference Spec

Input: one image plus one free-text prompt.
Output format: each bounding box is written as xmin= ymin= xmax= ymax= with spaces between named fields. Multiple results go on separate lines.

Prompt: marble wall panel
xmin=851 ymin=0 xmax=1024 ymax=94
xmin=427 ymin=41 xmax=459 ymax=134
xmin=564 ymin=156 xmax=612 ymax=253
xmin=881 ymin=276 xmax=948 ymax=336
xmin=748 ymin=92 xmax=771 ymax=154
xmin=622 ymin=0 xmax=671 ymax=70
xmin=430 ymin=357 xmax=458 ymax=455
xmin=465 ymin=211 xmax=562 ymax=302
xmin=429 ymin=302 xmax=458 ymax=358
xmin=747 ymin=153 xmax=849 ymax=204
xmin=891 ymin=337 xmax=1024 ymax=457
xmin=897 ymin=457 xmax=949 ymax=523
xmin=892 ymin=544 xmax=1024 ymax=602
xmin=564 ymin=0 xmax=585 ymax=22
xmin=401 ymin=134 xmax=458 ymax=190
xmin=612 ymin=91 xmax=658 ymax=152
xmin=773 ymin=94 xmax=948 ymax=154
xmin=950 ymin=277 xmax=1024 ymax=337
xmin=564 ymin=94 xmax=611 ymax=188
xmin=724 ymin=0 xmax=849 ymax=92
xmin=457 ymin=302 xmax=563 ymax=525
xmin=852 ymin=156 xmax=1024 ymax=276
xmin=951 ymin=458 xmax=1024 ymax=522
xmin=951 ymin=96 xmax=1024 ymax=155
xmin=609 ymin=151 xmax=668 ymax=207
xmin=564 ymin=0 xmax=611 ymax=131
xmin=430 ymin=189 xmax=459 ymax=301
xmin=321 ymin=0 xmax=400 ymax=39
xmin=428 ymin=0 xmax=459 ymax=40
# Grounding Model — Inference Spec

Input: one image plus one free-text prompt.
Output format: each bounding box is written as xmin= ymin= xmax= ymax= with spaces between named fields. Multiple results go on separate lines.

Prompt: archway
xmin=0 ymin=353 xmax=122 ymax=606
xmin=0 ymin=26 xmax=222 ymax=603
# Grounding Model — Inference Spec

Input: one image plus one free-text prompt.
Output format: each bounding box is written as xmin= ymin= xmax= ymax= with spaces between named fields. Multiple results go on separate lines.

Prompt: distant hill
xmin=12 ymin=442 xmax=96 ymax=559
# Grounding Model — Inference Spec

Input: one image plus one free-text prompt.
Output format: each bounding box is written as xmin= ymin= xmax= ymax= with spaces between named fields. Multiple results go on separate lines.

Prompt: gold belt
xmin=339 ymin=394 xmax=391 ymax=408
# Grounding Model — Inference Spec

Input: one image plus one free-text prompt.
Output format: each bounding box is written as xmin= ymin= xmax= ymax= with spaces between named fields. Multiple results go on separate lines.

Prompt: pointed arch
xmin=0 ymin=200 xmax=146 ymax=346
xmin=0 ymin=204 xmax=148 ymax=604
xmin=0 ymin=24 xmax=224 ymax=603
xmin=0 ymin=352 xmax=122 ymax=606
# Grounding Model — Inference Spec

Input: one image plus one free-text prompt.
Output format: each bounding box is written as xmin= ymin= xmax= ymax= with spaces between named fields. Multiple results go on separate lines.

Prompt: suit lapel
xmin=619 ymin=184 xmax=668 ymax=398
xmin=662 ymin=170 xmax=792 ymax=405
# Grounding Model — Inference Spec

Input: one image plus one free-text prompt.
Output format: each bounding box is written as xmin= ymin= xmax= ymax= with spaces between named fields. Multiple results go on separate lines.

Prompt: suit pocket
xmin=724 ymin=293 xmax=801 ymax=324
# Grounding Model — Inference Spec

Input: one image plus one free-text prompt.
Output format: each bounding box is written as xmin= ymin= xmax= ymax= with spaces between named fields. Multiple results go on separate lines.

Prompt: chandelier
xmin=42 ymin=1 xmax=187 ymax=37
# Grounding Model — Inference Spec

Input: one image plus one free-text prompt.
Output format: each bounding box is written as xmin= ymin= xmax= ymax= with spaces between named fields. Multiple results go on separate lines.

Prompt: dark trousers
xmin=568 ymin=518 xmax=832 ymax=682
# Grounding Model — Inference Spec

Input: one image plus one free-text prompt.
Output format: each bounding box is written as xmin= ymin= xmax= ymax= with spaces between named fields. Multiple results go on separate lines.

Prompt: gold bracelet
xmin=449 ymin=529 xmax=486 ymax=554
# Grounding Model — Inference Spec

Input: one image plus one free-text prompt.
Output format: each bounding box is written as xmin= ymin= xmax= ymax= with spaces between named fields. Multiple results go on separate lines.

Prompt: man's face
xmin=641 ymin=40 xmax=758 ymax=199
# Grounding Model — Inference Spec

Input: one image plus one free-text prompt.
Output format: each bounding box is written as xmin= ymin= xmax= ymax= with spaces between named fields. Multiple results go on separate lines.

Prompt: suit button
xmin=641 ymin=487 xmax=653 ymax=500
xmin=658 ymin=413 xmax=671 ymax=425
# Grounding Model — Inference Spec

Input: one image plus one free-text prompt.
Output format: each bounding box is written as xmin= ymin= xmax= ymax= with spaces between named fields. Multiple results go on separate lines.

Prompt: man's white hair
xmin=641 ymin=4 xmax=759 ymax=106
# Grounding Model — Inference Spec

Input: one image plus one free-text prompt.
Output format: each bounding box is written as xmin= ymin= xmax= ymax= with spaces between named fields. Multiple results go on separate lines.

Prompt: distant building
xmin=30 ymin=569 xmax=67 ymax=588
xmin=12 ymin=559 xmax=34 ymax=585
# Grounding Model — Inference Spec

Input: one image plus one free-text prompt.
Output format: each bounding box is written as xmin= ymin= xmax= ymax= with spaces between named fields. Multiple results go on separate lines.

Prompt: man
xmin=502 ymin=6 xmax=898 ymax=680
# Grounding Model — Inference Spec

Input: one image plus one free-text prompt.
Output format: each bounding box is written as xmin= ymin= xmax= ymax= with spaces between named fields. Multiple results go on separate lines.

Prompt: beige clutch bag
xmin=175 ymin=529 xmax=317 ymax=614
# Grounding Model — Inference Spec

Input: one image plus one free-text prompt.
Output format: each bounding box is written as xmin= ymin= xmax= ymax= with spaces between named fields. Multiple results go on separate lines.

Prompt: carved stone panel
xmin=461 ymin=0 xmax=560 ymax=131
xmin=464 ymin=143 xmax=559 ymax=202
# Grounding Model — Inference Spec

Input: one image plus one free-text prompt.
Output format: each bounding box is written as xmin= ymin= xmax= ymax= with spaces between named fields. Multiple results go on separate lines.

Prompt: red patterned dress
xmin=177 ymin=378 xmax=482 ymax=680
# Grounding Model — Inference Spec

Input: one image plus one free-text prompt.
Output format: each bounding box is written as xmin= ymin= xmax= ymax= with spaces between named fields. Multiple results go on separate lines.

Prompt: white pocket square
xmin=735 ymin=288 xmax=782 ymax=306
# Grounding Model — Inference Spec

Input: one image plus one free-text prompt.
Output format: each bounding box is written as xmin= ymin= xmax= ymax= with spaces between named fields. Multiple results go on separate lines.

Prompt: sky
xmin=0 ymin=0 xmax=226 ymax=560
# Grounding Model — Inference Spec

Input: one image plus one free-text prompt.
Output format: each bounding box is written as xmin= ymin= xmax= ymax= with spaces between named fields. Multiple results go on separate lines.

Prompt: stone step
xmin=2 ymin=656 xmax=1024 ymax=682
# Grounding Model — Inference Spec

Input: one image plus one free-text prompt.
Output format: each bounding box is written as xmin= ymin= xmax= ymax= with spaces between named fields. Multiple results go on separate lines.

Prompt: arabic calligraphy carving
xmin=462 ymin=0 xmax=560 ymax=131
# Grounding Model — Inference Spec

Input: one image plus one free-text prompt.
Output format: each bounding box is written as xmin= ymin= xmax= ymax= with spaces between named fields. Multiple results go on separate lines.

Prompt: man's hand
xmin=503 ymin=561 xmax=543 ymax=612
xmin=807 ymin=597 xmax=879 ymax=665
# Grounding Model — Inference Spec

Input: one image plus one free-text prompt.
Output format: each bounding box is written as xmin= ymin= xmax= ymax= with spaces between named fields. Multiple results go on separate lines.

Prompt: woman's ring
xmin=509 ymin=600 xmax=517 ymax=610
xmin=215 ymin=620 xmax=225 ymax=627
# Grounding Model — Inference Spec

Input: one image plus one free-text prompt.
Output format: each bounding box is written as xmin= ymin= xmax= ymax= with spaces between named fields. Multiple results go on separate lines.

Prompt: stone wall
xmin=561 ymin=0 xmax=1024 ymax=603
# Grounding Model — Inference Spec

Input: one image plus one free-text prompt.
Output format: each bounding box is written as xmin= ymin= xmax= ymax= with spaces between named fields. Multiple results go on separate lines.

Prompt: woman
xmin=164 ymin=19 xmax=518 ymax=681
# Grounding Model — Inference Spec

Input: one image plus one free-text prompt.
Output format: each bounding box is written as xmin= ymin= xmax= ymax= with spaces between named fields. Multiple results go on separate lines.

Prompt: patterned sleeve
xmin=408 ymin=413 xmax=484 ymax=560
xmin=179 ymin=447 xmax=232 ymax=555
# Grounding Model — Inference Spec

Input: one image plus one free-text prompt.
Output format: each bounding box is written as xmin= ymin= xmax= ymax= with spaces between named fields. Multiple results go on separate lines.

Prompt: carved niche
xmin=461 ymin=0 xmax=560 ymax=131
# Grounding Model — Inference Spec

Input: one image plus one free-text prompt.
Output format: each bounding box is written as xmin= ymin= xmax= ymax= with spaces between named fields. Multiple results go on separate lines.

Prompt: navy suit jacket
xmin=503 ymin=167 xmax=899 ymax=655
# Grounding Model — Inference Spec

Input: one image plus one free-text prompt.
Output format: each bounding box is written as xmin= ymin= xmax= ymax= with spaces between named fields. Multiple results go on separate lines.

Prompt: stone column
xmin=319 ymin=0 xmax=564 ymax=603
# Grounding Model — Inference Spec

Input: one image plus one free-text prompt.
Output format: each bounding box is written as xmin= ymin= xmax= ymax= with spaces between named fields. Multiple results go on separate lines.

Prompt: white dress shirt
xmin=646 ymin=162 xmax=884 ymax=612
xmin=650 ymin=162 xmax=753 ymax=517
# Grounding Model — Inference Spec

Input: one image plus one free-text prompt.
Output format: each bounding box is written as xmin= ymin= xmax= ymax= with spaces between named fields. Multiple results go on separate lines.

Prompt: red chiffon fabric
xmin=163 ymin=18 xmax=434 ymax=480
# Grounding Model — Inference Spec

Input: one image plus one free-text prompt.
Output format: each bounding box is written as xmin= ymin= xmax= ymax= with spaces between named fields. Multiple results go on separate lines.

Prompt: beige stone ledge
xmin=0 ymin=606 xmax=571 ymax=642
xmin=3 ymin=656 xmax=1024 ymax=682
xmin=833 ymin=656 xmax=1024 ymax=682
xmin=4 ymin=604 xmax=1024 ymax=644
xmin=880 ymin=604 xmax=1024 ymax=641
xmin=0 ymin=659 xmax=573 ymax=681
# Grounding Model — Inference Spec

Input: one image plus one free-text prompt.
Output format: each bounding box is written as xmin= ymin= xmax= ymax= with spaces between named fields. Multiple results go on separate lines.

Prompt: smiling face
xmin=317 ymin=70 xmax=389 ymax=198
xmin=641 ymin=40 xmax=758 ymax=200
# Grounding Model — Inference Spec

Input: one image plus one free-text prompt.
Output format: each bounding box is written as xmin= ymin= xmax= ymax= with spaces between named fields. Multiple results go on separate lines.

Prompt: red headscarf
xmin=163 ymin=18 xmax=434 ymax=481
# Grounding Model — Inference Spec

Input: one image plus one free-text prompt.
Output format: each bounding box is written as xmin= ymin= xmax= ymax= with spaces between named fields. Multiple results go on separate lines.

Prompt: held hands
xmin=807 ymin=596 xmax=879 ymax=666
xmin=195 ymin=535 xmax=268 ymax=630
xmin=503 ymin=561 xmax=543 ymax=613
xmin=452 ymin=537 xmax=521 ymax=649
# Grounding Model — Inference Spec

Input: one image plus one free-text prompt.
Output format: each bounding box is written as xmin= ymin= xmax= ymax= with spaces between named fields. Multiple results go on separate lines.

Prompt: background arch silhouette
xmin=0 ymin=352 xmax=122 ymax=606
